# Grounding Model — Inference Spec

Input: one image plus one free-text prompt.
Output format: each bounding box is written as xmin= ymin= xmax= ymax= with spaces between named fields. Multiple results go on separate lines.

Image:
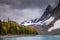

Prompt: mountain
xmin=36 ymin=5 xmax=52 ymax=22
xmin=21 ymin=5 xmax=54 ymax=26
xmin=47 ymin=1 xmax=60 ymax=33
xmin=21 ymin=1 xmax=60 ymax=35
xmin=41 ymin=1 xmax=60 ymax=34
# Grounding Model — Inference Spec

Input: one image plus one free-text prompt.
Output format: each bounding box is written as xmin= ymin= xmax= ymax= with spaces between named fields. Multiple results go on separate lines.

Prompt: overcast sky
xmin=0 ymin=0 xmax=59 ymax=24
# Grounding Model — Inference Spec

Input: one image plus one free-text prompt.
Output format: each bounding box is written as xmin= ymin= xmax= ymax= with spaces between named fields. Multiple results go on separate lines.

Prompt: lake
xmin=0 ymin=35 xmax=60 ymax=40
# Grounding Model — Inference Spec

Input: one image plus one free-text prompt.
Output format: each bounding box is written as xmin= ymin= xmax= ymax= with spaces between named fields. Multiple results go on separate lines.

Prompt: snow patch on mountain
xmin=21 ymin=5 xmax=55 ymax=26
xmin=48 ymin=19 xmax=60 ymax=32
xmin=21 ymin=21 xmax=41 ymax=26
xmin=42 ymin=17 xmax=55 ymax=25
xmin=21 ymin=17 xmax=55 ymax=26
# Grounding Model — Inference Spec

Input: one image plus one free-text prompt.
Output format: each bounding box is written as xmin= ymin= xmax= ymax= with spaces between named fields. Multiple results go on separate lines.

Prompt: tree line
xmin=0 ymin=19 xmax=38 ymax=35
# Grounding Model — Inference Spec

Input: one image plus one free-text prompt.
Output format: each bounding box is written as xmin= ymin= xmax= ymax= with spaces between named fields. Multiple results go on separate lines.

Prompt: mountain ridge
xmin=21 ymin=1 xmax=60 ymax=35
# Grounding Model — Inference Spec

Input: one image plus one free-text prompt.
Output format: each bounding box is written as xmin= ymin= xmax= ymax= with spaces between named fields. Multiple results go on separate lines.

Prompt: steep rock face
xmin=43 ymin=1 xmax=60 ymax=34
xmin=34 ymin=1 xmax=60 ymax=35
xmin=21 ymin=1 xmax=60 ymax=35
xmin=21 ymin=5 xmax=54 ymax=25
xmin=36 ymin=5 xmax=54 ymax=23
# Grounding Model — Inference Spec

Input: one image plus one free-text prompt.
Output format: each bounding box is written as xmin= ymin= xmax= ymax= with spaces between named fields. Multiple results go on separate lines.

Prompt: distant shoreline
xmin=0 ymin=35 xmax=25 ymax=38
xmin=0 ymin=35 xmax=60 ymax=38
xmin=0 ymin=35 xmax=37 ymax=38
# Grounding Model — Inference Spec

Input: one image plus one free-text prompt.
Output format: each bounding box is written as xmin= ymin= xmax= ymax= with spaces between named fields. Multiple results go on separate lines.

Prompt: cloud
xmin=0 ymin=0 xmax=59 ymax=24
xmin=0 ymin=4 xmax=44 ymax=24
xmin=0 ymin=0 xmax=59 ymax=9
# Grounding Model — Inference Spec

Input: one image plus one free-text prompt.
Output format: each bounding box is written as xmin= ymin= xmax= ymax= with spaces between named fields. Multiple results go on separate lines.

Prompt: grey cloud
xmin=0 ymin=0 xmax=59 ymax=24
xmin=0 ymin=4 xmax=44 ymax=23
xmin=0 ymin=0 xmax=59 ymax=9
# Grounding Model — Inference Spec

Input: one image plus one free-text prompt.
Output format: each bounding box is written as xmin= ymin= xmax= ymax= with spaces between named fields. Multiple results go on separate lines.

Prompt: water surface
xmin=0 ymin=35 xmax=60 ymax=40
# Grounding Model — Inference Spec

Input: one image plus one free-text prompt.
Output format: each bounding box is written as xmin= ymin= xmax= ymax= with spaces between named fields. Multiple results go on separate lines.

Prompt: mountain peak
xmin=21 ymin=5 xmax=54 ymax=26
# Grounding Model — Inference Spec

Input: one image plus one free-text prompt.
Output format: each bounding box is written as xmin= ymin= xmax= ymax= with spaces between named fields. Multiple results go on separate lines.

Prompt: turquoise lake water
xmin=0 ymin=35 xmax=60 ymax=40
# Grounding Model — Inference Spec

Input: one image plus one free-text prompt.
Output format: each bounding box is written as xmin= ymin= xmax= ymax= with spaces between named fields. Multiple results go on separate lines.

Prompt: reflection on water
xmin=0 ymin=38 xmax=16 ymax=40
xmin=0 ymin=35 xmax=60 ymax=40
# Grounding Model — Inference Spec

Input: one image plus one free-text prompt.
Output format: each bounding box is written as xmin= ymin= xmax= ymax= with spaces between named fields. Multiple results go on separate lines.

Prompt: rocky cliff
xmin=32 ymin=1 xmax=60 ymax=35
